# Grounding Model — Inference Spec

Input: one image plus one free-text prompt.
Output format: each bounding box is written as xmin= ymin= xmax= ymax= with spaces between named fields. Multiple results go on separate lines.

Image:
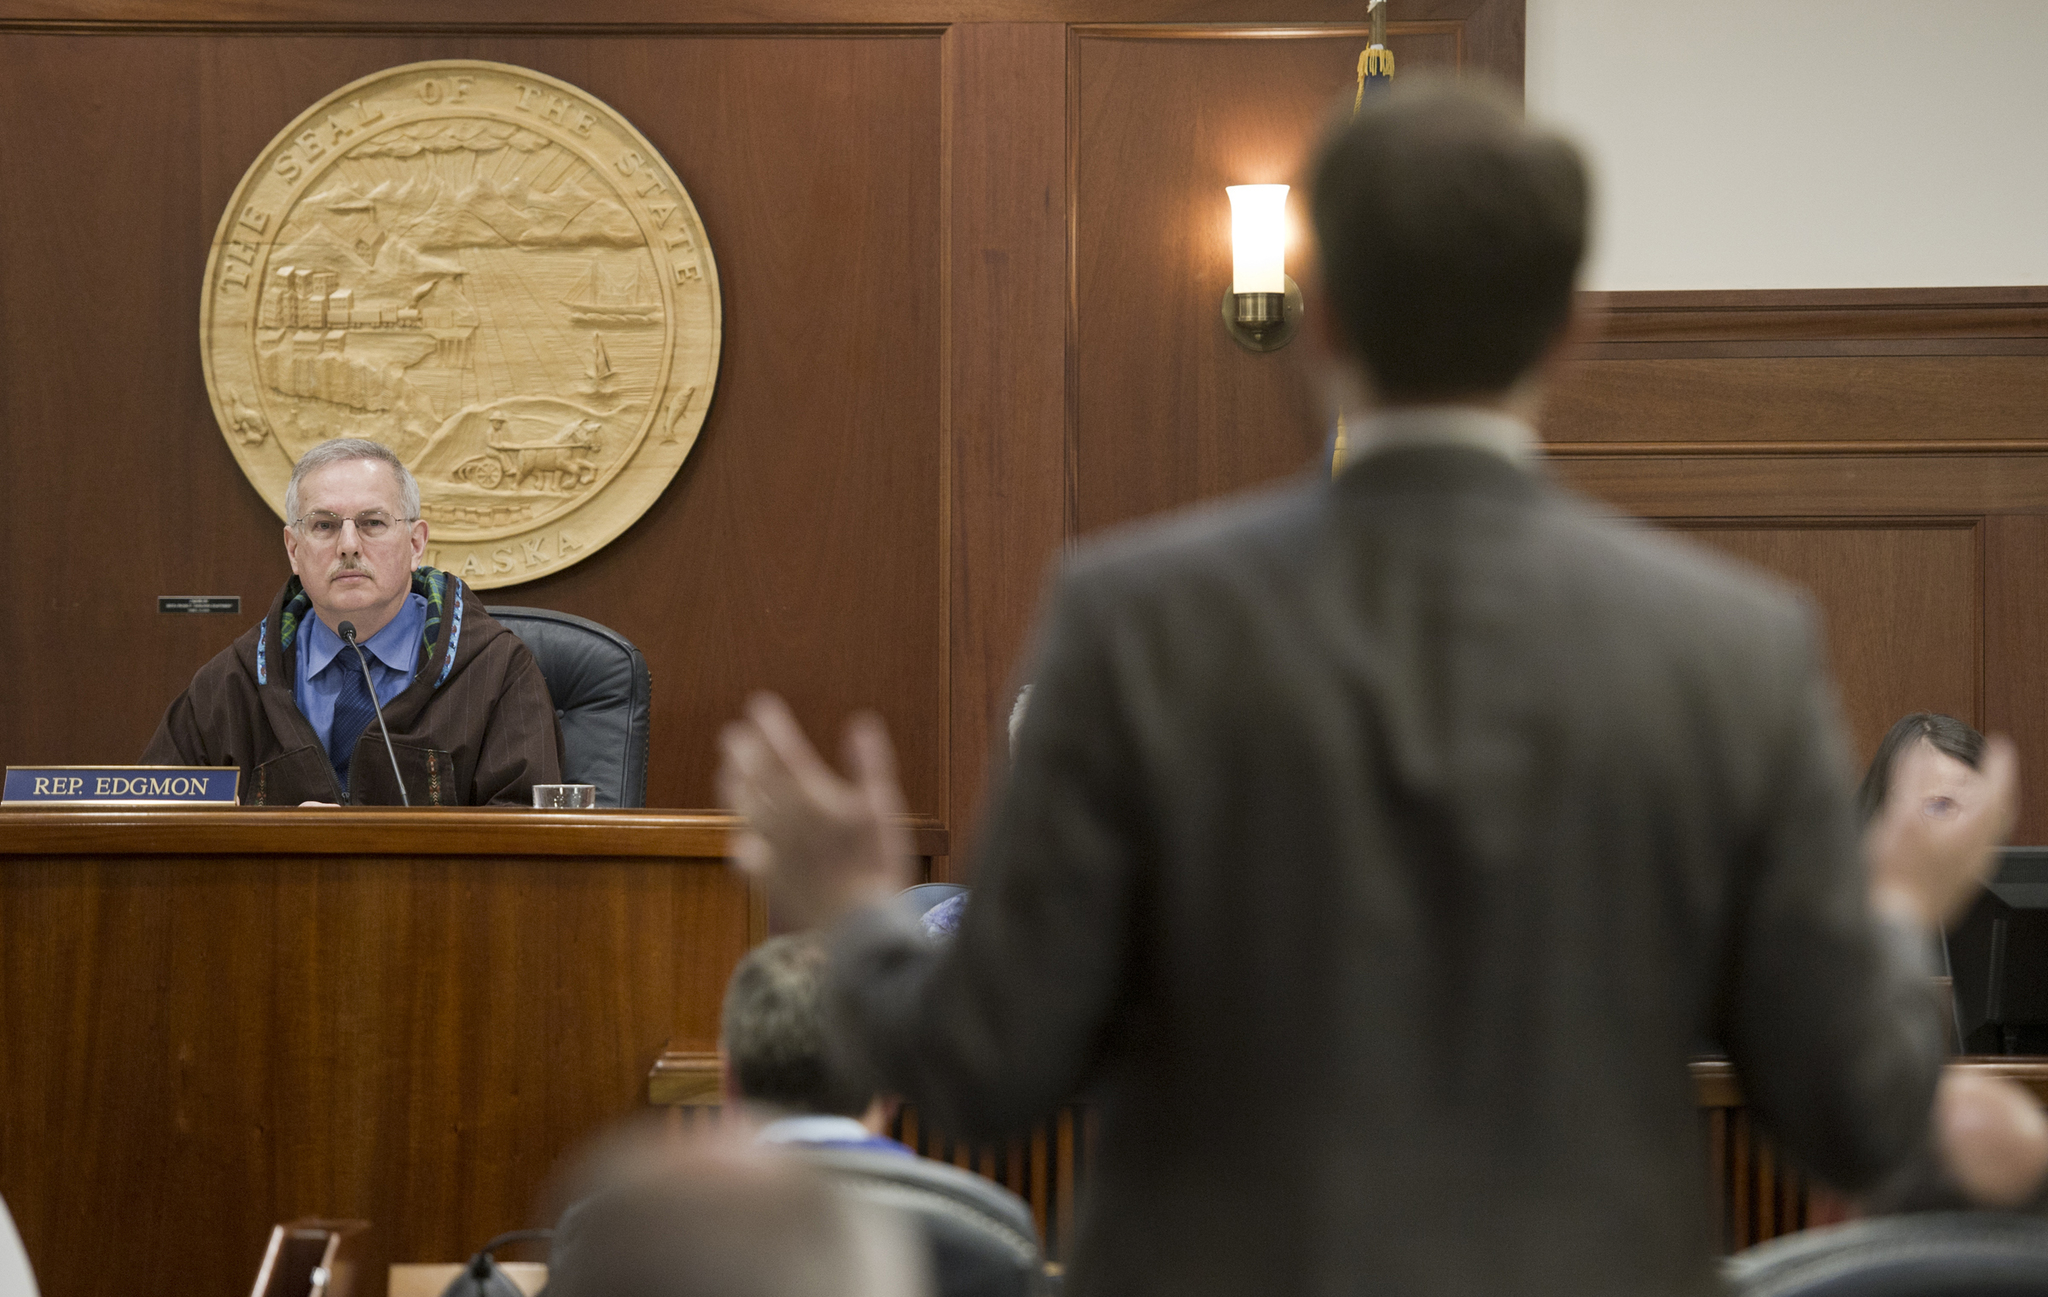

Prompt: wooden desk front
xmin=0 ymin=808 xmax=941 ymax=1297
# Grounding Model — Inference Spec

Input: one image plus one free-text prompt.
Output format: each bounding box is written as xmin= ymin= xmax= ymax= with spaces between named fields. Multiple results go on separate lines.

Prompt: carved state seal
xmin=202 ymin=61 xmax=720 ymax=588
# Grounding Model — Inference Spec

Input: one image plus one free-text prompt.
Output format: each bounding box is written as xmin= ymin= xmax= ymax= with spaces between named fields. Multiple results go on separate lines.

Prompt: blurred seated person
xmin=721 ymin=934 xmax=913 ymax=1155
xmin=144 ymin=438 xmax=562 ymax=805
xmin=1858 ymin=712 xmax=1986 ymax=828
xmin=1859 ymin=719 xmax=2048 ymax=1211
xmin=543 ymin=1132 xmax=928 ymax=1297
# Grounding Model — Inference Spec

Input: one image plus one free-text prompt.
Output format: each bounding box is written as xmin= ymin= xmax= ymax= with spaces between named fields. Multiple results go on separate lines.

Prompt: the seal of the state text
xmin=202 ymin=60 xmax=720 ymax=588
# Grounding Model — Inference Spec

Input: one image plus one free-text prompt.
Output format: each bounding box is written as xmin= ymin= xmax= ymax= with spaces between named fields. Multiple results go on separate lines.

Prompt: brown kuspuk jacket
xmin=144 ymin=568 xmax=563 ymax=806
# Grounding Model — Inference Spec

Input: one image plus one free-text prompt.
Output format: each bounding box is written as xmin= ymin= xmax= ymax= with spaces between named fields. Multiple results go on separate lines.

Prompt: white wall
xmin=1525 ymin=0 xmax=2048 ymax=290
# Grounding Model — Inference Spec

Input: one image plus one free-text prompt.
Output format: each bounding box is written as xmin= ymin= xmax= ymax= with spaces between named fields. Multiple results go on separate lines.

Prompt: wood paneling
xmin=944 ymin=22 xmax=1068 ymax=873
xmin=1550 ymin=289 xmax=2048 ymax=836
xmin=0 ymin=806 xmax=946 ymax=856
xmin=0 ymin=1 xmax=1525 ymax=31
xmin=1068 ymin=23 xmax=1472 ymax=536
xmin=1668 ymin=522 xmax=1981 ymax=763
xmin=1585 ymin=286 xmax=2048 ymax=345
xmin=0 ymin=810 xmax=761 ymax=1297
xmin=0 ymin=29 xmax=949 ymax=816
xmin=1549 ymin=356 xmax=2048 ymax=447
xmin=1985 ymin=514 xmax=2048 ymax=837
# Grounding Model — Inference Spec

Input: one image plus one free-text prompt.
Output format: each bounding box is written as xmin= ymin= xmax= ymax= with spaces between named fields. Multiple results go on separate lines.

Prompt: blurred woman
xmin=1857 ymin=712 xmax=1985 ymax=827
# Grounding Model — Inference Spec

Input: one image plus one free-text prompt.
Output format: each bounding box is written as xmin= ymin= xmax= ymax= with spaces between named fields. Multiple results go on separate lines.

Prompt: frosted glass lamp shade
xmin=1227 ymin=185 xmax=1289 ymax=294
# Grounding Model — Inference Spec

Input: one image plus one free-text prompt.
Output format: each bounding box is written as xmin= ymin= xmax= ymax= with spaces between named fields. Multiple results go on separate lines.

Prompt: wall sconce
xmin=1221 ymin=184 xmax=1301 ymax=352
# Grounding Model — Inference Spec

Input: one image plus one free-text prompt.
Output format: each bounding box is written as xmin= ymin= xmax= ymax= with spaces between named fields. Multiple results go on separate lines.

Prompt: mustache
xmin=326 ymin=558 xmax=376 ymax=578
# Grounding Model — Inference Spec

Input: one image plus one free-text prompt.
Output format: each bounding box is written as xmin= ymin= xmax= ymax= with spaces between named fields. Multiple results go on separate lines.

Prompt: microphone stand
xmin=337 ymin=620 xmax=411 ymax=807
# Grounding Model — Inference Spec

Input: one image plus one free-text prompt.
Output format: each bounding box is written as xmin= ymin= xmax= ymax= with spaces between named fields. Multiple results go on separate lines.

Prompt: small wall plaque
xmin=4 ymin=766 xmax=242 ymax=805
xmin=159 ymin=596 xmax=241 ymax=614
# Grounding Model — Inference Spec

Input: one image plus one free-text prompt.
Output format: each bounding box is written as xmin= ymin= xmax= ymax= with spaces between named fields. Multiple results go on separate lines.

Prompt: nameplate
xmin=159 ymin=595 xmax=241 ymax=615
xmin=3 ymin=766 xmax=241 ymax=805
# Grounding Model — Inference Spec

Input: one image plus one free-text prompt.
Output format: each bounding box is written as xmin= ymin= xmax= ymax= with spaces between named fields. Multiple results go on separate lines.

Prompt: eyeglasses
xmin=291 ymin=510 xmax=417 ymax=542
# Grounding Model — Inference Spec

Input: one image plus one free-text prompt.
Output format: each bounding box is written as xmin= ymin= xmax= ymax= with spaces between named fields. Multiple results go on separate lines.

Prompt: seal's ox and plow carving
xmin=202 ymin=61 xmax=721 ymax=587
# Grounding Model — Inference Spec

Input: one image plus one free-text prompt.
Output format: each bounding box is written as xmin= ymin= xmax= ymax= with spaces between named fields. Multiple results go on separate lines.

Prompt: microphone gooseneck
xmin=338 ymin=620 xmax=412 ymax=808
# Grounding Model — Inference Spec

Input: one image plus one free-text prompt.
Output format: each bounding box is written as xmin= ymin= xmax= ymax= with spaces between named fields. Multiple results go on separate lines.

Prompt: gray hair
xmin=284 ymin=438 xmax=421 ymax=522
xmin=719 ymin=934 xmax=873 ymax=1118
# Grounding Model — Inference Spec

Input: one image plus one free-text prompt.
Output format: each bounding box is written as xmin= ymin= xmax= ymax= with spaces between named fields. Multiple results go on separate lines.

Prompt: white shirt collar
xmin=754 ymin=1114 xmax=879 ymax=1146
xmin=1345 ymin=406 xmax=1538 ymax=467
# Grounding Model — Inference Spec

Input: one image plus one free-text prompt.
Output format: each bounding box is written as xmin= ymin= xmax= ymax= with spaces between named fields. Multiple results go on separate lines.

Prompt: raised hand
xmin=1867 ymin=735 xmax=2019 ymax=929
xmin=717 ymin=693 xmax=914 ymax=929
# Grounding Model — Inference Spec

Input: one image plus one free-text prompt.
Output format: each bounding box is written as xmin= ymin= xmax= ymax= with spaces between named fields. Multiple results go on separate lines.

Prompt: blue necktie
xmin=328 ymin=655 xmax=379 ymax=793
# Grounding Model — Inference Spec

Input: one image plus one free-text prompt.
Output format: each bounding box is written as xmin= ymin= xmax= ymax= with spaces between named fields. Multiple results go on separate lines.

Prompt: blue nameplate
xmin=3 ymin=766 xmax=241 ymax=805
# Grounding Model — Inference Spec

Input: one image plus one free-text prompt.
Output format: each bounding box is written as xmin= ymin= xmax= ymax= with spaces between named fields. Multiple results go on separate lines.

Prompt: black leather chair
xmin=487 ymin=607 xmax=651 ymax=808
xmin=1726 ymin=1213 xmax=2048 ymax=1296
xmin=796 ymin=1148 xmax=1047 ymax=1297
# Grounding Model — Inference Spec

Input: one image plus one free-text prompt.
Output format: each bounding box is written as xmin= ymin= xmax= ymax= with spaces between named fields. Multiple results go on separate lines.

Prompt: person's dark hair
xmin=720 ymin=934 xmax=872 ymax=1118
xmin=1855 ymin=712 xmax=1986 ymax=825
xmin=1309 ymin=77 xmax=1589 ymax=401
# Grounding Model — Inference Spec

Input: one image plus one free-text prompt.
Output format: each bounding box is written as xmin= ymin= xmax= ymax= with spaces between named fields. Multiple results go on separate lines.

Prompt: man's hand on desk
xmin=717 ymin=692 xmax=914 ymax=930
xmin=1867 ymin=735 xmax=2019 ymax=931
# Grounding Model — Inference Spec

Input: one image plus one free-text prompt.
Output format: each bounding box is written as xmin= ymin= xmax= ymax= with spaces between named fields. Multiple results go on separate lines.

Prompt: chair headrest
xmin=487 ymin=607 xmax=646 ymax=714
xmin=1725 ymin=1211 xmax=2048 ymax=1297
xmin=487 ymin=606 xmax=652 ymax=809
xmin=794 ymin=1148 xmax=1044 ymax=1297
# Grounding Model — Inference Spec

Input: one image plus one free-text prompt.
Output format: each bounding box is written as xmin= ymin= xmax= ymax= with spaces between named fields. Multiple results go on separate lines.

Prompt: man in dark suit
xmin=719 ymin=81 xmax=2022 ymax=1295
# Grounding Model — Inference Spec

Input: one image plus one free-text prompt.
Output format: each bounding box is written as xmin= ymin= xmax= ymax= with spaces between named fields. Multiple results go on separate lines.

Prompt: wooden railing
xmin=649 ymin=1045 xmax=1093 ymax=1260
xmin=1693 ymin=1057 xmax=2048 ymax=1251
xmin=654 ymin=1047 xmax=2048 ymax=1261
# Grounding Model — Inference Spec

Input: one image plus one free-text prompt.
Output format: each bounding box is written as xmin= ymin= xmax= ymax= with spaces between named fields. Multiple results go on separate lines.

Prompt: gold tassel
xmin=1353 ymin=45 xmax=1396 ymax=114
xmin=1332 ymin=413 xmax=1348 ymax=476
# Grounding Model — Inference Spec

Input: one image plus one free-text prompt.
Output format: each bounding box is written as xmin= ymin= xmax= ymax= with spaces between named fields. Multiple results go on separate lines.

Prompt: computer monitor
xmin=1948 ymin=847 xmax=2048 ymax=1054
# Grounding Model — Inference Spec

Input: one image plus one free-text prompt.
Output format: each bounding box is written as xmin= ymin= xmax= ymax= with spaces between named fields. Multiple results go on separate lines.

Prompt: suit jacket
xmin=143 ymin=568 xmax=562 ymax=805
xmin=832 ymin=443 xmax=1944 ymax=1297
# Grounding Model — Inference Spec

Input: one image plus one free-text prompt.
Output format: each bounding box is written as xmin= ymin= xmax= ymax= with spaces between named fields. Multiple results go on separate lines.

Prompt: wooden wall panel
xmin=1553 ymin=355 xmax=2048 ymax=447
xmin=0 ymin=30 xmax=949 ymax=815
xmin=0 ymin=818 xmax=761 ymax=1297
xmin=1551 ymin=289 xmax=2048 ymax=838
xmin=0 ymin=0 xmax=1526 ymax=29
xmin=1069 ymin=24 xmax=1466 ymax=536
xmin=1986 ymin=513 xmax=2048 ymax=838
xmin=1667 ymin=522 xmax=1982 ymax=763
xmin=944 ymin=22 xmax=1068 ymax=872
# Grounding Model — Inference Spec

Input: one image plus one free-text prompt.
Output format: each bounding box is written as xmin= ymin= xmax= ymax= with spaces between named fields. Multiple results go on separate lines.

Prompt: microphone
xmin=338 ymin=620 xmax=411 ymax=807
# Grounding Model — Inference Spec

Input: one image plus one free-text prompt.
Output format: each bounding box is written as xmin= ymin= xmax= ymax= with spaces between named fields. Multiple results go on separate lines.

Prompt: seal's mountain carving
xmin=202 ymin=61 xmax=720 ymax=588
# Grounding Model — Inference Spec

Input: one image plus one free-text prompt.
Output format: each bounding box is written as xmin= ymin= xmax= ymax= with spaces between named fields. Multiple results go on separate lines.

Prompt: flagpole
xmin=1334 ymin=0 xmax=1395 ymax=477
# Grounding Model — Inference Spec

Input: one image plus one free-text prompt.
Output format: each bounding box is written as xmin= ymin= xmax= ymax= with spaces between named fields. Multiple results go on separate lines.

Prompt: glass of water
xmin=532 ymin=783 xmax=599 ymax=810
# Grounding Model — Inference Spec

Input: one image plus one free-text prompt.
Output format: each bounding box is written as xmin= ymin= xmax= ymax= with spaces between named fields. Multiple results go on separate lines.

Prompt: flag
xmin=1335 ymin=0 xmax=1396 ymax=477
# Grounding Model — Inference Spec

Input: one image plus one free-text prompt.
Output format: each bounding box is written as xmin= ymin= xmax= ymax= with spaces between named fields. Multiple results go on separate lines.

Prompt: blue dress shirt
xmin=294 ymin=593 xmax=428 ymax=755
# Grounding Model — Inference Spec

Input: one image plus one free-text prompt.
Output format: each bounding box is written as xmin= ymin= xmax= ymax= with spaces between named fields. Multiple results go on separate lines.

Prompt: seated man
xmin=720 ymin=933 xmax=913 ymax=1155
xmin=144 ymin=438 xmax=562 ymax=805
xmin=719 ymin=935 xmax=1048 ymax=1297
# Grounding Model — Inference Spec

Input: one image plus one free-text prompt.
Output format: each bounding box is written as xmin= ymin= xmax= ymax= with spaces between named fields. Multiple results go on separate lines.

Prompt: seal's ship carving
xmin=202 ymin=61 xmax=720 ymax=587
